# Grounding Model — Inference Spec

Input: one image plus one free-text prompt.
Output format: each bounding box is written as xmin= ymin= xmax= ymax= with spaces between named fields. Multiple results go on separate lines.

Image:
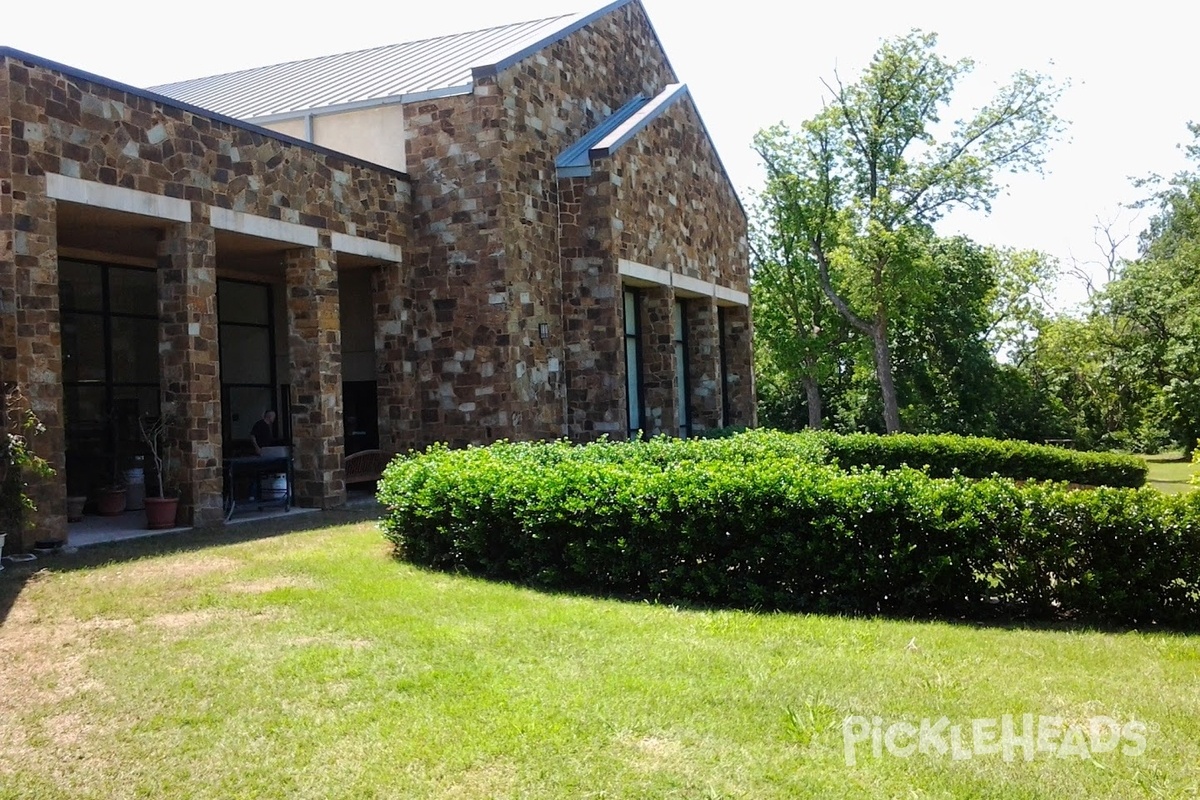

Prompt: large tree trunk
xmin=812 ymin=247 xmax=901 ymax=433
xmin=802 ymin=356 xmax=823 ymax=430
xmin=870 ymin=326 xmax=901 ymax=433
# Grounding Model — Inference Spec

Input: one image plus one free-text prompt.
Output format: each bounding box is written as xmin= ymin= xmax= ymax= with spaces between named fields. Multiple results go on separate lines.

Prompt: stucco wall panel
xmin=312 ymin=105 xmax=406 ymax=172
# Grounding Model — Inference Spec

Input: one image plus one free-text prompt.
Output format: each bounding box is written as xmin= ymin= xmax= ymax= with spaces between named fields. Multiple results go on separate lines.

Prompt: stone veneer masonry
xmin=607 ymin=95 xmax=754 ymax=429
xmin=403 ymin=1 xmax=752 ymax=443
xmin=559 ymin=97 xmax=754 ymax=437
xmin=0 ymin=53 xmax=410 ymax=545
xmin=286 ymin=240 xmax=346 ymax=509
xmin=157 ymin=219 xmax=223 ymax=526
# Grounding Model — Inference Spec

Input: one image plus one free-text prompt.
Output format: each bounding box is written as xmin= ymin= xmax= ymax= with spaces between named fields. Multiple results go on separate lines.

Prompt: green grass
xmin=1144 ymin=451 xmax=1196 ymax=494
xmin=2 ymin=512 xmax=1199 ymax=799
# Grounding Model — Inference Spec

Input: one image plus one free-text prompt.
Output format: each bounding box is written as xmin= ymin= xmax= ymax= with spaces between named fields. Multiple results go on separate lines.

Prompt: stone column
xmin=0 ymin=177 xmax=66 ymax=547
xmin=158 ymin=219 xmax=223 ymax=527
xmin=560 ymin=177 xmax=623 ymax=440
xmin=286 ymin=236 xmax=344 ymax=508
xmin=640 ymin=285 xmax=677 ymax=437
xmin=686 ymin=297 xmax=721 ymax=433
xmin=372 ymin=261 xmax=416 ymax=454
xmin=721 ymin=304 xmax=757 ymax=428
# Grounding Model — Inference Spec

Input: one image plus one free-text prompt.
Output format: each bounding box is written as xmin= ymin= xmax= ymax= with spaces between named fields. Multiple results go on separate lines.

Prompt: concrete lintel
xmin=671 ymin=271 xmax=711 ymax=298
xmin=618 ymin=258 xmax=748 ymax=307
xmin=618 ymin=258 xmax=671 ymax=287
xmin=715 ymin=283 xmax=750 ymax=307
xmin=209 ymin=207 xmax=319 ymax=248
xmin=45 ymin=173 xmax=191 ymax=222
xmin=331 ymin=232 xmax=403 ymax=263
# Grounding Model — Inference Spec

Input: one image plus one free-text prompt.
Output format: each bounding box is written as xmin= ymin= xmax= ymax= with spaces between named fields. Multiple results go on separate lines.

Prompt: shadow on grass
xmin=387 ymin=553 xmax=1200 ymax=638
xmin=0 ymin=505 xmax=384 ymax=628
xmin=7 ymin=503 xmax=1196 ymax=640
xmin=1144 ymin=453 xmax=1192 ymax=464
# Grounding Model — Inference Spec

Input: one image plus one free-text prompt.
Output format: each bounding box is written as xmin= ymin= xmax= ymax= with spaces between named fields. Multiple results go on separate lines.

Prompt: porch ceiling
xmin=57 ymin=202 xmax=166 ymax=263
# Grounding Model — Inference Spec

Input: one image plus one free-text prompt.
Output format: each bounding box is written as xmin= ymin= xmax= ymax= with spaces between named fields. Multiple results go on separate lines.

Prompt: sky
xmin=6 ymin=0 xmax=1195 ymax=309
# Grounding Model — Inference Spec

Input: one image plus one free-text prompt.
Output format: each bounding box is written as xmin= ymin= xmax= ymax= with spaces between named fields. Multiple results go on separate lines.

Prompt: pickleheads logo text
xmin=841 ymin=714 xmax=1147 ymax=765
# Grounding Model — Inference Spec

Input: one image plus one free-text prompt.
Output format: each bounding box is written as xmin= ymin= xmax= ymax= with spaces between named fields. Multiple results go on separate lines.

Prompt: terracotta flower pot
xmin=96 ymin=488 xmax=127 ymax=516
xmin=144 ymin=496 xmax=179 ymax=530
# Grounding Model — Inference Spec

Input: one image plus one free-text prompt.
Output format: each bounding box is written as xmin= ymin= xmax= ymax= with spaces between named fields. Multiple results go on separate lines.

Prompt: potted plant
xmin=95 ymin=472 xmax=127 ymax=516
xmin=139 ymin=413 xmax=180 ymax=529
xmin=0 ymin=385 xmax=55 ymax=556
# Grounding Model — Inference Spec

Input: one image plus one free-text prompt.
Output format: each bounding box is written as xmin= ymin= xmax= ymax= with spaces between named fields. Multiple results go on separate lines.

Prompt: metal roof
xmin=555 ymin=93 xmax=648 ymax=178
xmin=555 ymin=83 xmax=687 ymax=178
xmin=149 ymin=14 xmax=582 ymax=120
xmin=592 ymin=83 xmax=688 ymax=157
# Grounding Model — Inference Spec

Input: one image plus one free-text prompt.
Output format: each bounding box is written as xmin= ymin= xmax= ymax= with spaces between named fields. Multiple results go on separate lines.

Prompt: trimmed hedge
xmin=819 ymin=432 xmax=1147 ymax=488
xmin=379 ymin=434 xmax=1195 ymax=626
xmin=698 ymin=428 xmax=1147 ymax=487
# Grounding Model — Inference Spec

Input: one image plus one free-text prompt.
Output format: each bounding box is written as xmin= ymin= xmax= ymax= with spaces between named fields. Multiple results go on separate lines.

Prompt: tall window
xmin=217 ymin=280 xmax=278 ymax=447
xmin=718 ymin=306 xmax=730 ymax=428
xmin=673 ymin=299 xmax=691 ymax=438
xmin=59 ymin=260 xmax=160 ymax=488
xmin=624 ymin=288 xmax=645 ymax=436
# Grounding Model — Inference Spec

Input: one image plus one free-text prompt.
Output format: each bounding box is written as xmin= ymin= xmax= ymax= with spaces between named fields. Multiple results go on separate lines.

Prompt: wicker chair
xmin=344 ymin=449 xmax=393 ymax=486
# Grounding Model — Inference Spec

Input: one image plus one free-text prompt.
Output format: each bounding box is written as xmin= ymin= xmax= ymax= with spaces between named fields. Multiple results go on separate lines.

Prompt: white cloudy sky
xmin=7 ymin=0 xmax=1195 ymax=308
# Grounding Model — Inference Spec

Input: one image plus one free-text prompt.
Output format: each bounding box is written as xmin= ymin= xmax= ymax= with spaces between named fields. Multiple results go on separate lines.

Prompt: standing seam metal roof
xmin=148 ymin=14 xmax=580 ymax=120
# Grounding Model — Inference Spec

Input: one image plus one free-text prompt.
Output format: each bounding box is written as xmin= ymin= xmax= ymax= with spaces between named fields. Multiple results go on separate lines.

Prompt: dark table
xmin=223 ymin=455 xmax=293 ymax=522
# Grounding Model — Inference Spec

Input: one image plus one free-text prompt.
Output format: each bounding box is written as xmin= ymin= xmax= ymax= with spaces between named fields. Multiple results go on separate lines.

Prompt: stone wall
xmin=402 ymin=1 xmax=679 ymax=446
xmin=607 ymin=95 xmax=754 ymax=428
xmin=0 ymin=173 xmax=65 ymax=548
xmin=560 ymin=95 xmax=754 ymax=436
xmin=608 ymin=96 xmax=749 ymax=287
xmin=1 ymin=55 xmax=410 ymax=245
xmin=492 ymin=1 xmax=680 ymax=441
xmin=157 ymin=219 xmax=222 ymax=527
xmin=686 ymin=297 xmax=721 ymax=432
xmin=403 ymin=89 xmax=512 ymax=446
xmin=286 ymin=240 xmax=345 ymax=508
xmin=559 ymin=175 xmax=624 ymax=438
xmin=721 ymin=304 xmax=755 ymax=427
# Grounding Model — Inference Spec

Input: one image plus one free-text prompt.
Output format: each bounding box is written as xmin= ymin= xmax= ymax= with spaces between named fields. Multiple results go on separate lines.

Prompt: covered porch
xmin=42 ymin=181 xmax=408 ymax=545
xmin=0 ymin=47 xmax=417 ymax=550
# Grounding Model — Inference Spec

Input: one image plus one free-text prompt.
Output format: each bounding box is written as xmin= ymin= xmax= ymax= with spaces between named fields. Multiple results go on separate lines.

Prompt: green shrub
xmin=379 ymin=433 xmax=1193 ymax=626
xmin=1 ymin=385 xmax=54 ymax=548
xmin=819 ymin=431 xmax=1147 ymax=487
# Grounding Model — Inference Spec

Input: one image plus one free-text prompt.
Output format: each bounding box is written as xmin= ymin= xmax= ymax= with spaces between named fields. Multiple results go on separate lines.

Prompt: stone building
xmin=0 ymin=0 xmax=753 ymax=548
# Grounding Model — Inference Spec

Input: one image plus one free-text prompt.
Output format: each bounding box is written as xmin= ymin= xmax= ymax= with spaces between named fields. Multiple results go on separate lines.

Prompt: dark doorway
xmin=342 ymin=381 xmax=379 ymax=454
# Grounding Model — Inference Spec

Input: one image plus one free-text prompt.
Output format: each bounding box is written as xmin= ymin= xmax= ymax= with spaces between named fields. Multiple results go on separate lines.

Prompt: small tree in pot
xmin=138 ymin=413 xmax=180 ymax=530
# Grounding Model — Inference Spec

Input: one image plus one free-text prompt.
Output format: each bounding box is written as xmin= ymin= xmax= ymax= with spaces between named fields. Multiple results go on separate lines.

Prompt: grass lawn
xmin=1143 ymin=451 xmax=1196 ymax=494
xmin=2 ymin=511 xmax=1199 ymax=799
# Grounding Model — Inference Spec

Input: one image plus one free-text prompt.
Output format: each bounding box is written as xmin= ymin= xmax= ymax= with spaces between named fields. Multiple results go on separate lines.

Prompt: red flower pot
xmin=144 ymin=497 xmax=180 ymax=530
xmin=97 ymin=488 xmax=127 ymax=516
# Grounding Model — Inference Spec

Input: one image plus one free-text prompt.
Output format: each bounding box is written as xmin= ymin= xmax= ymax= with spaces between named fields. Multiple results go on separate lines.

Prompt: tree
xmin=985 ymin=247 xmax=1058 ymax=360
xmin=749 ymin=192 xmax=850 ymax=429
xmin=754 ymin=30 xmax=1066 ymax=432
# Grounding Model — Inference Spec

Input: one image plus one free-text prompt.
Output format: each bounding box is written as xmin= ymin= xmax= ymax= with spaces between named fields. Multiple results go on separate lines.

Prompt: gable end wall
xmin=403 ymin=0 xmax=679 ymax=445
